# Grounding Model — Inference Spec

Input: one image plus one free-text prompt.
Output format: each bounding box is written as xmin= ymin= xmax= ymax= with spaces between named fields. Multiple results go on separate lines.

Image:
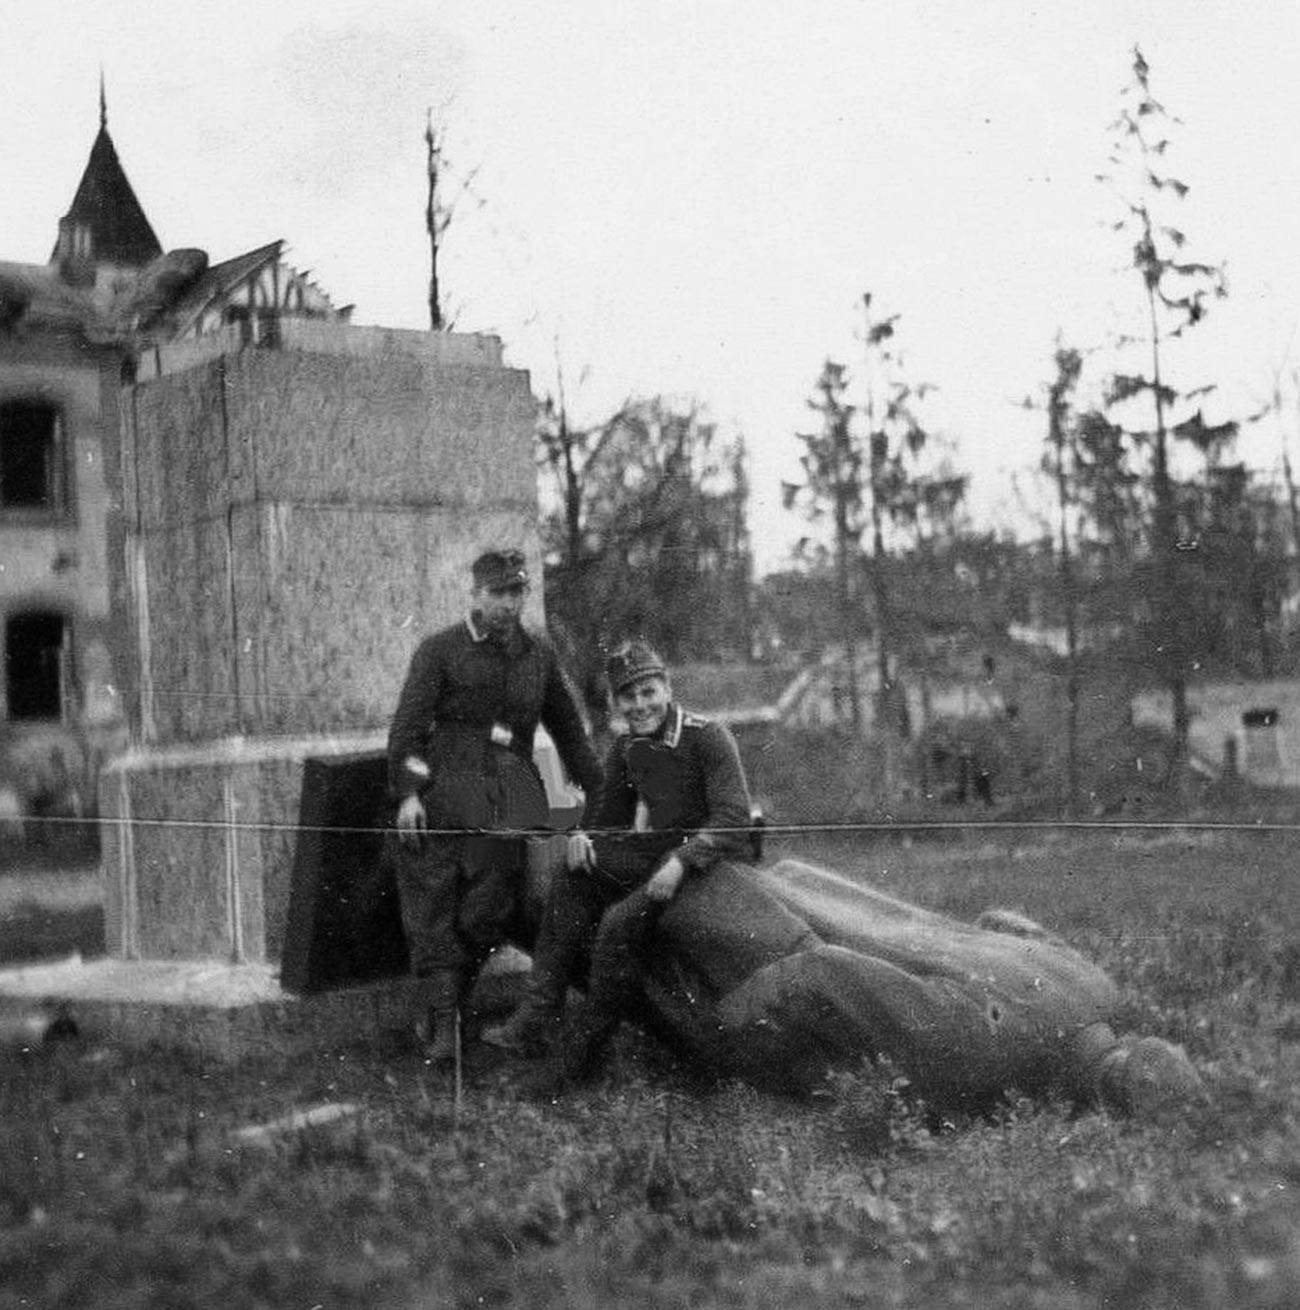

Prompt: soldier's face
xmin=474 ymin=583 xmax=526 ymax=633
xmin=616 ymin=675 xmax=671 ymax=736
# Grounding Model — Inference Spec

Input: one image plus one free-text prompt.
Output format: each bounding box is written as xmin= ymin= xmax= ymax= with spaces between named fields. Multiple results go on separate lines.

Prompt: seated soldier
xmin=484 ymin=638 xmax=755 ymax=1060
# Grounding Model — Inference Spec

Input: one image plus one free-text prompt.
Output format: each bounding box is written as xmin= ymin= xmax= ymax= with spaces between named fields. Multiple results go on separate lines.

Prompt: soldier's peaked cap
xmin=606 ymin=639 xmax=667 ymax=694
xmin=472 ymin=548 xmax=529 ymax=590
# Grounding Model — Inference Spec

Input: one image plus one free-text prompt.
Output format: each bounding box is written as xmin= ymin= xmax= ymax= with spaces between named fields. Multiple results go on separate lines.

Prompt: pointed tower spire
xmin=51 ymin=83 xmax=162 ymax=275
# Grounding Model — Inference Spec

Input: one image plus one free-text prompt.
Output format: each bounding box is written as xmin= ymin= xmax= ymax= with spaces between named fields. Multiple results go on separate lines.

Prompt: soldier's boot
xmin=507 ymin=997 xmax=615 ymax=1101
xmin=420 ymin=971 xmax=462 ymax=1068
xmin=557 ymin=999 xmax=618 ymax=1086
xmin=482 ymin=972 xmax=564 ymax=1058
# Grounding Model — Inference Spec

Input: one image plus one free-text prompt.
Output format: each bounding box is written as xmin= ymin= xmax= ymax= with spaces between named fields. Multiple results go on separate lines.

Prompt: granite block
xmin=125 ymin=342 xmax=540 ymax=747
xmin=126 ymin=359 xmax=240 ymax=532
xmin=98 ymin=734 xmax=388 ymax=966
xmin=128 ymin=764 xmax=232 ymax=960
xmin=138 ymin=515 xmax=238 ymax=742
xmin=223 ymin=351 xmax=535 ymax=508
xmin=99 ymin=773 xmax=129 ymax=958
xmin=274 ymin=319 xmax=503 ymax=368
xmin=246 ymin=755 xmax=305 ymax=966
xmin=228 ymin=503 xmax=542 ymax=738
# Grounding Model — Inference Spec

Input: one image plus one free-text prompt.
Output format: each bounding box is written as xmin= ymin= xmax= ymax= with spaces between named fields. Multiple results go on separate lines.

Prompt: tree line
xmin=536 ymin=393 xmax=754 ymax=706
xmin=529 ymin=48 xmax=1300 ymax=805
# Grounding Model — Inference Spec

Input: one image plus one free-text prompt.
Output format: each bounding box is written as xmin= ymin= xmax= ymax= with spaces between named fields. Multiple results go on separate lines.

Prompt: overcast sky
xmin=6 ymin=1 xmax=1300 ymax=572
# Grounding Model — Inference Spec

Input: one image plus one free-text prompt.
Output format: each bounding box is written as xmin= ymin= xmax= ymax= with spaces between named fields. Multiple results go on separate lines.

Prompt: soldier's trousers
xmin=391 ymin=832 xmax=525 ymax=976
xmin=530 ymin=854 xmax=665 ymax=1010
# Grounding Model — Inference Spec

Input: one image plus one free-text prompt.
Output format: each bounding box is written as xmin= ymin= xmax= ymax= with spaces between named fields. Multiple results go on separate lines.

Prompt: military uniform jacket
xmin=387 ymin=617 xmax=602 ymax=830
xmin=590 ymin=703 xmax=753 ymax=876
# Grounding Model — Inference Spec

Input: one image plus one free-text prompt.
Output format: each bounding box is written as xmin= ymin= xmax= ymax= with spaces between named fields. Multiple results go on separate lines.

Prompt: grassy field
xmin=4 ymin=825 xmax=1300 ymax=1308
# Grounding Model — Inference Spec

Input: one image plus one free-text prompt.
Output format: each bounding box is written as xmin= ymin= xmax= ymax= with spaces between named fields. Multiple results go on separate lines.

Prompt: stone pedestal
xmin=122 ymin=324 xmax=539 ymax=743
xmin=99 ymin=732 xmax=387 ymax=965
xmin=101 ymin=323 xmax=543 ymax=975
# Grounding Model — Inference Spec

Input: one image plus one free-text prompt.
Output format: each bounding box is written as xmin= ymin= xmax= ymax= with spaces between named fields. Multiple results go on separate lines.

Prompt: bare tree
xmin=424 ymin=109 xmax=481 ymax=331
xmin=1099 ymin=45 xmax=1232 ymax=788
xmin=1043 ymin=342 xmax=1084 ymax=814
xmin=539 ymin=394 xmax=753 ymax=678
xmin=425 ymin=110 xmax=446 ymax=330
xmin=787 ymin=360 xmax=865 ymax=729
xmin=858 ymin=296 xmax=948 ymax=741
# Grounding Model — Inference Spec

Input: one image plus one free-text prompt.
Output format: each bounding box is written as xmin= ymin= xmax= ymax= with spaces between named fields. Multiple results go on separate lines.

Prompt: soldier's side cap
xmin=606 ymin=639 xmax=667 ymax=694
xmin=472 ymin=548 xmax=529 ymax=590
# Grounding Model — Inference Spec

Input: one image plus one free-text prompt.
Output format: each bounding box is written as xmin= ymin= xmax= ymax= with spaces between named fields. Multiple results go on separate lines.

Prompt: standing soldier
xmin=485 ymin=638 xmax=755 ymax=1069
xmin=387 ymin=548 xmax=602 ymax=1065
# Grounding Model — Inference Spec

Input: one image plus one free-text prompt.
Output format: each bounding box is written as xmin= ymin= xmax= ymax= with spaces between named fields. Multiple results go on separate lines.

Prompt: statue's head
xmin=1099 ymin=1036 xmax=1207 ymax=1116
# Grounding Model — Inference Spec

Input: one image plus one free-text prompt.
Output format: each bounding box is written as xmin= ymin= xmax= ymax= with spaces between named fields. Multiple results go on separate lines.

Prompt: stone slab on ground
xmin=0 ymin=953 xmax=527 ymax=1060
xmin=280 ymin=750 xmax=407 ymax=994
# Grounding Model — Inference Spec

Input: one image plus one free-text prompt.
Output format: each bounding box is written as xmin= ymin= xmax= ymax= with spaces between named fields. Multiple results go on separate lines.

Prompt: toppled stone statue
xmin=528 ymin=856 xmax=1204 ymax=1116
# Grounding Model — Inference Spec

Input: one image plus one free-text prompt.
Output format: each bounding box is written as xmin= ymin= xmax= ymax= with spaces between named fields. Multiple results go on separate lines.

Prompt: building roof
xmin=2 ymin=113 xmax=344 ymax=346
xmin=53 ymin=124 xmax=162 ymax=267
xmin=160 ymin=240 xmax=285 ymax=336
xmin=156 ymin=240 xmax=346 ymax=339
xmin=0 ymin=261 xmax=107 ymax=334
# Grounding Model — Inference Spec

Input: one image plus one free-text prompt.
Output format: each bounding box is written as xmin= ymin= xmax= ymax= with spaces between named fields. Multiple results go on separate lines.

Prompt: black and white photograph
xmin=2 ymin=2 xmax=1299 ymax=1306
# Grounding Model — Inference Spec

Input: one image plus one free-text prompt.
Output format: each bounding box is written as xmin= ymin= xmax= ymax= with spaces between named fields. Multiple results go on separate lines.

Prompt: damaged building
xmin=0 ymin=100 xmax=360 ymax=838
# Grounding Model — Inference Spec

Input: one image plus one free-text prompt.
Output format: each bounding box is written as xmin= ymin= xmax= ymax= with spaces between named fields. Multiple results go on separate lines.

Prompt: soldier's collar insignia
xmin=662 ymin=703 xmax=684 ymax=748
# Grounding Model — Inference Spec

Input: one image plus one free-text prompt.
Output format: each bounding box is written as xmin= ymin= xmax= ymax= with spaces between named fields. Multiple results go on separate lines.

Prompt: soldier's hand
xmin=396 ymin=795 xmax=427 ymax=846
xmin=646 ymin=855 xmax=686 ymax=902
xmin=566 ymin=831 xmax=596 ymax=873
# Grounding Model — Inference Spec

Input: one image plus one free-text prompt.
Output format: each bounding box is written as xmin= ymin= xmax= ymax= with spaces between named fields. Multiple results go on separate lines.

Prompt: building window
xmin=5 ymin=612 xmax=68 ymax=721
xmin=0 ymin=402 xmax=66 ymax=511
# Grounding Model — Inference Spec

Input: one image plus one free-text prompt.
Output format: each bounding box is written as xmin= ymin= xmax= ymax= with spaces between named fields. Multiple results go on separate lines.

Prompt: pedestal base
xmin=0 ymin=951 xmax=529 ymax=1061
xmin=99 ymin=733 xmax=388 ymax=966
